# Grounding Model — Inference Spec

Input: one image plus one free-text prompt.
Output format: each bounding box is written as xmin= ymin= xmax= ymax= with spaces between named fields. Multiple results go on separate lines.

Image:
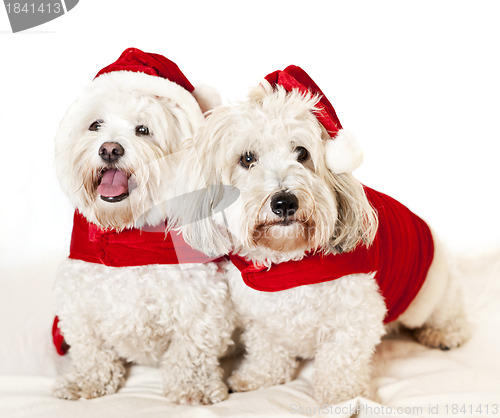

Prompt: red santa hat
xmin=83 ymin=48 xmax=219 ymax=121
xmin=264 ymin=65 xmax=363 ymax=174
xmin=95 ymin=48 xmax=196 ymax=90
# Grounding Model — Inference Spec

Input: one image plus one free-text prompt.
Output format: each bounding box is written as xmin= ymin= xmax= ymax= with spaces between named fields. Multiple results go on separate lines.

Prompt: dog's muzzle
xmin=97 ymin=168 xmax=130 ymax=203
xmin=96 ymin=142 xmax=131 ymax=203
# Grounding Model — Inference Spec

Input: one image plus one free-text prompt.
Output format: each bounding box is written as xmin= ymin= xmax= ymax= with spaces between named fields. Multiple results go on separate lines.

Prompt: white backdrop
xmin=1 ymin=2 xmax=500 ymax=415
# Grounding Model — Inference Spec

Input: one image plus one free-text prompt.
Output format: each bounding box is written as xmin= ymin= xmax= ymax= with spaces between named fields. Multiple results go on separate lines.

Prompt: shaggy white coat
xmin=179 ymin=81 xmax=470 ymax=404
xmin=52 ymin=71 xmax=234 ymax=404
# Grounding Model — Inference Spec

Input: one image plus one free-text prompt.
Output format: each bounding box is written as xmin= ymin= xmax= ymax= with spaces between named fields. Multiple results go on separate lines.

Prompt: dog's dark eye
xmin=136 ymin=125 xmax=150 ymax=136
xmin=295 ymin=146 xmax=309 ymax=162
xmin=240 ymin=152 xmax=257 ymax=169
xmin=89 ymin=120 xmax=103 ymax=131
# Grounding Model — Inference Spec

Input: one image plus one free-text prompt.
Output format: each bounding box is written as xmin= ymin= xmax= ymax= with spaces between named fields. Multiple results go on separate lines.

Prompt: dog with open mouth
xmin=179 ymin=66 xmax=470 ymax=404
xmin=52 ymin=48 xmax=234 ymax=404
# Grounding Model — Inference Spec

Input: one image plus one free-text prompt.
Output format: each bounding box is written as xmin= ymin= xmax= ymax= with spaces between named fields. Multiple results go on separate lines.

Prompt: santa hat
xmin=264 ymin=65 xmax=363 ymax=174
xmin=88 ymin=48 xmax=219 ymax=121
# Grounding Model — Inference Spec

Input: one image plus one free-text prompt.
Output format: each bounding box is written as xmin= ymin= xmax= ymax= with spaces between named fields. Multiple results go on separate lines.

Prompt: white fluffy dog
xmin=52 ymin=48 xmax=234 ymax=404
xmin=179 ymin=66 xmax=470 ymax=404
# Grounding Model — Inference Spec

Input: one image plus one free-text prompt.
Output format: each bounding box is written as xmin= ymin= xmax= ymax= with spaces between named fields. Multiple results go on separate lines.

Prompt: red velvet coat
xmin=68 ymin=211 xmax=212 ymax=266
xmin=229 ymin=186 xmax=434 ymax=324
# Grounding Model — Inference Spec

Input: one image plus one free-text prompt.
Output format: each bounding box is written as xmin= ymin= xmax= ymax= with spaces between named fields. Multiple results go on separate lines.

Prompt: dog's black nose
xmin=270 ymin=192 xmax=299 ymax=218
xmin=99 ymin=142 xmax=124 ymax=163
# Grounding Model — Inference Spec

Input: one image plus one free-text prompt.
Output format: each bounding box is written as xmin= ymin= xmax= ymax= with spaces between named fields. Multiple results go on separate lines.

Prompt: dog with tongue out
xmin=51 ymin=48 xmax=235 ymax=404
xmin=97 ymin=167 xmax=129 ymax=202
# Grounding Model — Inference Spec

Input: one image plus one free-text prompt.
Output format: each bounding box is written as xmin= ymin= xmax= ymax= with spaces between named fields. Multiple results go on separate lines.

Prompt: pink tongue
xmin=97 ymin=169 xmax=129 ymax=197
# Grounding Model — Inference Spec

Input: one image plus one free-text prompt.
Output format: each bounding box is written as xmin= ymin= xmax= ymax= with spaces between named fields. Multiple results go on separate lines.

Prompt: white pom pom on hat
xmin=264 ymin=65 xmax=363 ymax=174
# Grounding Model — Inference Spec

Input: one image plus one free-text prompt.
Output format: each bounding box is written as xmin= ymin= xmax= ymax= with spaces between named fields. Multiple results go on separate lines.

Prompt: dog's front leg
xmin=313 ymin=274 xmax=387 ymax=405
xmin=53 ymin=337 xmax=125 ymax=400
xmin=314 ymin=333 xmax=379 ymax=404
xmin=228 ymin=324 xmax=299 ymax=392
xmin=161 ymin=337 xmax=229 ymax=405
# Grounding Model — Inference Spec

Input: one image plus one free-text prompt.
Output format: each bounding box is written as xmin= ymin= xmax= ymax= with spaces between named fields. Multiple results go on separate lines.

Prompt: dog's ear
xmin=172 ymin=110 xmax=239 ymax=256
xmin=317 ymin=125 xmax=376 ymax=252
xmin=177 ymin=186 xmax=236 ymax=257
xmin=153 ymin=95 xmax=202 ymax=146
xmin=325 ymin=171 xmax=378 ymax=254
xmin=54 ymin=93 xmax=96 ymax=199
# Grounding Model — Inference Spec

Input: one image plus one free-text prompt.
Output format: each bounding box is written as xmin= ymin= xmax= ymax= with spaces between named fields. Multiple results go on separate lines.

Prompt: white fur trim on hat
xmin=88 ymin=71 xmax=205 ymax=128
xmin=325 ymin=129 xmax=364 ymax=174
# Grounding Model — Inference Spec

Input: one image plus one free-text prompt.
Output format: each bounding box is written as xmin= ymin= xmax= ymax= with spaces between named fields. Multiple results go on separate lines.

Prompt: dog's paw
xmin=53 ymin=362 xmax=126 ymax=400
xmin=52 ymin=377 xmax=82 ymax=400
xmin=414 ymin=324 xmax=470 ymax=350
xmin=228 ymin=370 xmax=290 ymax=392
xmin=315 ymin=382 xmax=378 ymax=405
xmin=165 ymin=379 xmax=228 ymax=405
xmin=53 ymin=376 xmax=123 ymax=400
xmin=227 ymin=371 xmax=263 ymax=392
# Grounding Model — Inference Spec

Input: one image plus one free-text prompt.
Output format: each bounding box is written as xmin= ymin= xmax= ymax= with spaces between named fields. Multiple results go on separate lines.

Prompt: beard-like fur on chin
xmin=87 ymin=201 xmax=133 ymax=232
xmin=234 ymin=204 xmax=334 ymax=266
xmin=252 ymin=219 xmax=314 ymax=252
xmin=250 ymin=198 xmax=319 ymax=252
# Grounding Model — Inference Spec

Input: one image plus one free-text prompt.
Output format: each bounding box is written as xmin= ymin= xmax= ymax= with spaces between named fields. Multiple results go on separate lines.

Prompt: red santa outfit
xmin=229 ymin=186 xmax=434 ymax=324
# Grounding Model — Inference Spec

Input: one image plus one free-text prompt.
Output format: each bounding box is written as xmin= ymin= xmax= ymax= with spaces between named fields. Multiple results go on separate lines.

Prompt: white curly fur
xmin=52 ymin=73 xmax=234 ymax=404
xmin=179 ymin=81 xmax=470 ymax=404
xmin=53 ymin=260 xmax=233 ymax=403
